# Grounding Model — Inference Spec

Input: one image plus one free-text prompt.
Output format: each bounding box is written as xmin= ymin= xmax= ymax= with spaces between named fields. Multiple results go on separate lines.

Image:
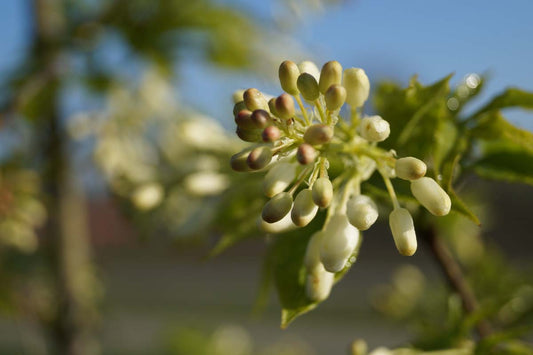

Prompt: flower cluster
xmin=230 ymin=60 xmax=451 ymax=301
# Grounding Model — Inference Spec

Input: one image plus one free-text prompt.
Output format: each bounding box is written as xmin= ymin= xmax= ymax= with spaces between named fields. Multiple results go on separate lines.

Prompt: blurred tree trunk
xmin=33 ymin=0 xmax=99 ymax=354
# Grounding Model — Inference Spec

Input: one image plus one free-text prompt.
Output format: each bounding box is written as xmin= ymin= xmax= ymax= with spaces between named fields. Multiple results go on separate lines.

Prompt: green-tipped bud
xmin=343 ymin=68 xmax=370 ymax=108
xmin=312 ymin=177 xmax=333 ymax=208
xmin=232 ymin=89 xmax=245 ymax=104
xmin=297 ymin=73 xmax=319 ymax=101
xmin=263 ymin=162 xmax=297 ymax=198
xmin=260 ymin=212 xmax=297 ymax=234
xmin=262 ymin=192 xmax=293 ymax=223
xmin=243 ymin=88 xmax=267 ymax=111
xmin=410 ymin=177 xmax=451 ymax=216
xmin=268 ymin=98 xmax=278 ymax=116
xmin=306 ymin=265 xmax=334 ymax=302
xmin=346 ymin=195 xmax=378 ymax=231
xmin=275 ymin=93 xmax=295 ymax=119
xmin=395 ymin=157 xmax=427 ymax=181
xmin=235 ymin=110 xmax=255 ymax=130
xmin=233 ymin=101 xmax=247 ymax=116
xmin=319 ymin=213 xmax=359 ymax=272
xmin=319 ymin=61 xmax=343 ymax=94
xmin=359 ymin=115 xmax=390 ymax=142
xmin=389 ymin=208 xmax=417 ymax=256
xmin=303 ymin=124 xmax=333 ymax=145
xmin=296 ymin=143 xmax=317 ymax=165
xmin=230 ymin=150 xmax=251 ymax=172
xmin=325 ymin=84 xmax=347 ymax=111
xmin=278 ymin=60 xmax=300 ymax=95
xmin=236 ymin=127 xmax=261 ymax=142
xmin=251 ymin=109 xmax=270 ymax=129
xmin=298 ymin=60 xmax=320 ymax=80
xmin=291 ymin=189 xmax=319 ymax=227
xmin=246 ymin=146 xmax=272 ymax=170
xmin=262 ymin=126 xmax=281 ymax=142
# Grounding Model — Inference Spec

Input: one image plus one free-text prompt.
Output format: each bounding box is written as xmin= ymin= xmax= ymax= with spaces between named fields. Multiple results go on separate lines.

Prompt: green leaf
xmin=470 ymin=88 xmax=533 ymax=118
xmin=449 ymin=189 xmax=481 ymax=226
xmin=472 ymin=148 xmax=533 ymax=186
xmin=470 ymin=111 xmax=533 ymax=153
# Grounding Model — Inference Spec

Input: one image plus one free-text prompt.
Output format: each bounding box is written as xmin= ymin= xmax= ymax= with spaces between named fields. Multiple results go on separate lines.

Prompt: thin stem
xmin=422 ymin=225 xmax=493 ymax=339
xmin=288 ymin=166 xmax=312 ymax=195
xmin=294 ymin=95 xmax=310 ymax=125
xmin=314 ymin=99 xmax=326 ymax=123
xmin=379 ymin=167 xmax=400 ymax=209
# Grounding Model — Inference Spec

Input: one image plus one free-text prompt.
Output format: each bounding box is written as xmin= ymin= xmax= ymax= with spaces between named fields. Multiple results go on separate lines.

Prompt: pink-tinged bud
xmin=236 ymin=127 xmax=261 ymax=142
xmin=234 ymin=110 xmax=255 ymax=130
xmin=262 ymin=126 xmax=281 ymax=142
xmin=389 ymin=208 xmax=417 ymax=256
xmin=278 ymin=60 xmax=300 ymax=95
xmin=319 ymin=213 xmax=359 ymax=272
xmin=319 ymin=61 xmax=343 ymax=94
xmin=262 ymin=192 xmax=293 ymax=223
xmin=243 ymin=88 xmax=267 ymax=111
xmin=246 ymin=146 xmax=272 ymax=170
xmin=251 ymin=109 xmax=270 ymax=129
xmin=303 ymin=124 xmax=333 ymax=145
xmin=296 ymin=143 xmax=317 ymax=165
xmin=275 ymin=93 xmax=295 ymax=119
xmin=230 ymin=150 xmax=252 ymax=172
xmin=410 ymin=177 xmax=451 ymax=216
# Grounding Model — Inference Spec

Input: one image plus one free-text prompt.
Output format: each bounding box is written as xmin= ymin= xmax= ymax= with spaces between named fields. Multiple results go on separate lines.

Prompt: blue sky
xmin=1 ymin=0 xmax=532 ymax=130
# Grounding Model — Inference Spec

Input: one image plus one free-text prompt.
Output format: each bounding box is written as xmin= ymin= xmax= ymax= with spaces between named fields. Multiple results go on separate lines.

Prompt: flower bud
xmin=306 ymin=265 xmax=334 ymax=302
xmin=347 ymin=195 xmax=378 ymax=231
xmin=343 ymin=68 xmax=370 ymax=108
xmin=303 ymin=124 xmax=333 ymax=145
xmin=296 ymin=143 xmax=317 ymax=165
xmin=232 ymin=89 xmax=245 ymax=104
xmin=389 ymin=208 xmax=417 ymax=256
xmin=298 ymin=60 xmax=320 ymax=80
xmin=261 ymin=126 xmax=281 ymax=142
xmin=247 ymin=146 xmax=272 ymax=170
xmin=350 ymin=339 xmax=368 ymax=355
xmin=312 ymin=177 xmax=333 ymax=208
xmin=233 ymin=101 xmax=247 ymax=116
xmin=250 ymin=109 xmax=270 ymax=129
xmin=319 ymin=61 xmax=342 ymax=94
xmin=268 ymin=98 xmax=278 ymax=116
xmin=359 ymin=115 xmax=390 ymax=142
xmin=320 ymin=213 xmax=359 ymax=272
xmin=395 ymin=157 xmax=427 ymax=181
xmin=275 ymin=93 xmax=295 ymax=119
xmin=243 ymin=88 xmax=267 ymax=111
xmin=262 ymin=192 xmax=293 ymax=223
xmin=304 ymin=231 xmax=325 ymax=271
xmin=291 ymin=189 xmax=319 ymax=227
xmin=297 ymin=73 xmax=319 ymax=101
xmin=325 ymin=84 xmax=346 ymax=111
xmin=234 ymin=110 xmax=255 ymax=130
xmin=263 ymin=162 xmax=296 ymax=197
xmin=259 ymin=211 xmax=297 ymax=234
xmin=410 ymin=177 xmax=451 ymax=216
xmin=236 ymin=127 xmax=261 ymax=142
xmin=230 ymin=150 xmax=252 ymax=172
xmin=279 ymin=60 xmax=300 ymax=95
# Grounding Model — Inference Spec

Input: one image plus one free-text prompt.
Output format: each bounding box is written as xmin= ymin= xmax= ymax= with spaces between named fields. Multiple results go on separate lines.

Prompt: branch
xmin=422 ymin=225 xmax=493 ymax=339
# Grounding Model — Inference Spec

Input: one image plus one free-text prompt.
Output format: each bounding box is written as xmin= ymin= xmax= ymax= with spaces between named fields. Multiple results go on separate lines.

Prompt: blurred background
xmin=0 ymin=0 xmax=532 ymax=354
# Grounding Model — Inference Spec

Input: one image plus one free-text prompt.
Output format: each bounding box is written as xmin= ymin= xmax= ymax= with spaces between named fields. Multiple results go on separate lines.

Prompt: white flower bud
xmin=259 ymin=211 xmax=297 ymax=234
xmin=303 ymin=124 xmax=333 ymax=146
xmin=298 ymin=60 xmax=320 ymax=81
xmin=320 ymin=213 xmax=359 ymax=272
xmin=395 ymin=157 xmax=427 ymax=181
xmin=263 ymin=162 xmax=297 ymax=198
xmin=343 ymin=68 xmax=370 ymax=108
xmin=319 ymin=61 xmax=343 ymax=94
xmin=410 ymin=177 xmax=451 ymax=216
xmin=359 ymin=115 xmax=390 ymax=142
xmin=304 ymin=231 xmax=325 ymax=272
xmin=306 ymin=265 xmax=334 ymax=302
xmin=291 ymin=189 xmax=319 ymax=227
xmin=262 ymin=192 xmax=293 ymax=223
xmin=346 ymin=195 xmax=378 ymax=231
xmin=279 ymin=60 xmax=300 ymax=95
xmin=389 ymin=208 xmax=417 ymax=256
xmin=312 ymin=177 xmax=333 ymax=208
xmin=324 ymin=84 xmax=347 ymax=111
